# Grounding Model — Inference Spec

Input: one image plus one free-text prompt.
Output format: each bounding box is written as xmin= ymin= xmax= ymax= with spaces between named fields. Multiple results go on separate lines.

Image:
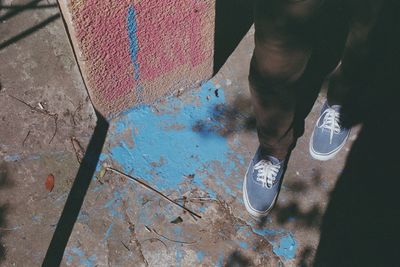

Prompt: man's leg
xmin=250 ymin=0 xmax=321 ymax=160
xmin=310 ymin=0 xmax=383 ymax=160
xmin=243 ymin=0 xmax=346 ymax=218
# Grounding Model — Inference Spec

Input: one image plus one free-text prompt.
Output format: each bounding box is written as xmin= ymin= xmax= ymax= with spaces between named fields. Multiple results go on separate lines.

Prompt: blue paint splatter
xmin=77 ymin=211 xmax=90 ymax=224
xmin=32 ymin=215 xmax=41 ymax=222
xmin=273 ymin=234 xmax=297 ymax=260
xmin=66 ymin=254 xmax=73 ymax=265
xmin=196 ymin=251 xmax=205 ymax=262
xmin=242 ymin=220 xmax=298 ymax=261
xmin=127 ymin=5 xmax=140 ymax=81
xmin=176 ymin=245 xmax=184 ymax=267
xmin=239 ymin=241 xmax=249 ymax=249
xmin=4 ymin=154 xmax=21 ymax=162
xmin=28 ymin=155 xmax=40 ymax=160
xmin=103 ymin=189 xmax=128 ymax=219
xmin=250 ymin=226 xmax=283 ymax=237
xmin=68 ymin=247 xmax=97 ymax=267
xmin=101 ymin=81 xmax=244 ymax=199
xmin=103 ymin=223 xmax=114 ymax=242
xmin=216 ymin=253 xmax=225 ymax=267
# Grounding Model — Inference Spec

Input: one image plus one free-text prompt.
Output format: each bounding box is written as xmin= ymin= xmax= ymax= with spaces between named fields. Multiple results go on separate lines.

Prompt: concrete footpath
xmin=0 ymin=1 xmax=358 ymax=266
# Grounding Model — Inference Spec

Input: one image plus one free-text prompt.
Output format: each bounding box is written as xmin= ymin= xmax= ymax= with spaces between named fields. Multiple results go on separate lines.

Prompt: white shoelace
xmin=318 ymin=107 xmax=341 ymax=144
xmin=254 ymin=160 xmax=280 ymax=189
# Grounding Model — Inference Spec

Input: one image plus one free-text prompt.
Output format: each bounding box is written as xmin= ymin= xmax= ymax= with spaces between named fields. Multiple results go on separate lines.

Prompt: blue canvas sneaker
xmin=243 ymin=147 xmax=286 ymax=218
xmin=309 ymin=102 xmax=350 ymax=161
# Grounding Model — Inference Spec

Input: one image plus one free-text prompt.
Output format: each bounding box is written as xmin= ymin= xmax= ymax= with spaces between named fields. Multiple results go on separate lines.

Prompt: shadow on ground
xmin=225 ymin=251 xmax=252 ymax=267
xmin=314 ymin=2 xmax=400 ymax=266
xmin=222 ymin=1 xmax=400 ymax=266
xmin=192 ymin=95 xmax=256 ymax=138
xmin=0 ymin=162 xmax=14 ymax=263
xmin=42 ymin=111 xmax=109 ymax=267
xmin=0 ymin=0 xmax=60 ymax=50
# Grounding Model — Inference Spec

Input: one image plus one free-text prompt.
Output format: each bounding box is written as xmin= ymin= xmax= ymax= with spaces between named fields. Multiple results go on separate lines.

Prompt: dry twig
xmin=9 ymin=94 xmax=58 ymax=144
xmin=106 ymin=167 xmax=202 ymax=219
xmin=141 ymin=237 xmax=168 ymax=250
xmin=71 ymin=101 xmax=83 ymax=126
xmin=22 ymin=130 xmax=31 ymax=146
xmin=145 ymin=226 xmax=196 ymax=245
xmin=70 ymin=137 xmax=85 ymax=163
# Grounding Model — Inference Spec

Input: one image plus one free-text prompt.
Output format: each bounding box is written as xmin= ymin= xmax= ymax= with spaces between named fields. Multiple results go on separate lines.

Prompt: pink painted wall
xmin=59 ymin=0 xmax=215 ymax=116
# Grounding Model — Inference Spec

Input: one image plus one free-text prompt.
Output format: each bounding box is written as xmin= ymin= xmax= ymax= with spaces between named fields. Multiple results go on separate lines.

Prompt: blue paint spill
xmin=243 ymin=220 xmax=298 ymax=261
xmin=100 ymin=81 xmax=244 ymax=199
xmin=127 ymin=5 xmax=140 ymax=81
xmin=4 ymin=154 xmax=21 ymax=162
xmin=272 ymin=234 xmax=297 ymax=260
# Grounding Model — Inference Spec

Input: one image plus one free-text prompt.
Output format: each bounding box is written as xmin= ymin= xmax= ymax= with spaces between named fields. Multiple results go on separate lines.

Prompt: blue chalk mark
xmin=273 ymin=234 xmax=297 ymax=260
xmin=127 ymin=5 xmax=140 ymax=81
xmin=103 ymin=223 xmax=114 ymax=242
xmin=196 ymin=251 xmax=205 ymax=262
xmin=4 ymin=154 xmax=21 ymax=162
xmin=101 ymin=81 xmax=244 ymax=199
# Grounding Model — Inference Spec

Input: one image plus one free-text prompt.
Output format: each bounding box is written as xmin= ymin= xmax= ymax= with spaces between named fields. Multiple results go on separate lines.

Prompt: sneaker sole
xmin=309 ymin=129 xmax=350 ymax=161
xmin=242 ymin=167 xmax=277 ymax=219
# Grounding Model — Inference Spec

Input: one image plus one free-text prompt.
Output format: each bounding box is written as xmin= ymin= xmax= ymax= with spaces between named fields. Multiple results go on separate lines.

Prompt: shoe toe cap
xmin=245 ymin=176 xmax=277 ymax=213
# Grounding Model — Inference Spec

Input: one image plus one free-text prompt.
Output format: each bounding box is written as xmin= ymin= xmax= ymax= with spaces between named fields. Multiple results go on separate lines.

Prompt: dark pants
xmin=250 ymin=0 xmax=382 ymax=159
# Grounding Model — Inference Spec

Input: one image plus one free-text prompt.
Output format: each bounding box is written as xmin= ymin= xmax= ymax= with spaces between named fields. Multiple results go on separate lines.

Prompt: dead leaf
xmin=170 ymin=216 xmax=183 ymax=224
xmin=45 ymin=174 xmax=55 ymax=192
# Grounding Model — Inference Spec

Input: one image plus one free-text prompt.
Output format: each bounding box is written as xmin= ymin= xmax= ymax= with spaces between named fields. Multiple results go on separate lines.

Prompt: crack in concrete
xmin=123 ymin=201 xmax=149 ymax=267
xmin=215 ymin=198 xmax=281 ymax=262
